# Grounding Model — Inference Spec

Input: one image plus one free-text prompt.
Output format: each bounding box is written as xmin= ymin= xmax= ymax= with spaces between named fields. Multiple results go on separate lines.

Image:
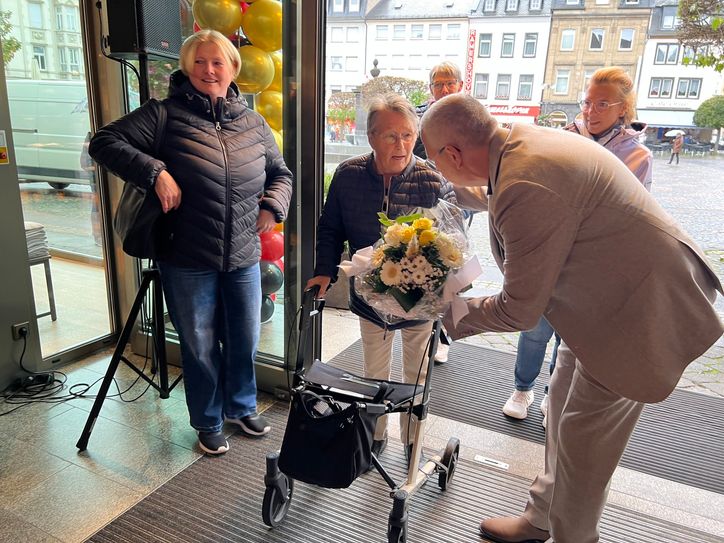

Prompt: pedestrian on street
xmin=669 ymin=133 xmax=684 ymax=164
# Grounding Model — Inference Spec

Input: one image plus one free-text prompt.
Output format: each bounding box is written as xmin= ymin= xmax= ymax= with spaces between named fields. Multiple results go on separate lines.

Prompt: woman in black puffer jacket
xmin=90 ymin=30 xmax=293 ymax=455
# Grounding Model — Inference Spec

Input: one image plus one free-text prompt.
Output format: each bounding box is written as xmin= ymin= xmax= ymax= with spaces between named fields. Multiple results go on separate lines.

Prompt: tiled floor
xmin=1 ymin=308 xmax=723 ymax=542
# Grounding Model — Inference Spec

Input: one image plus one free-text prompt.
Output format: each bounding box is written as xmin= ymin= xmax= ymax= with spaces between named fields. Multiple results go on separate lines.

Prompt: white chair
xmin=25 ymin=221 xmax=57 ymax=321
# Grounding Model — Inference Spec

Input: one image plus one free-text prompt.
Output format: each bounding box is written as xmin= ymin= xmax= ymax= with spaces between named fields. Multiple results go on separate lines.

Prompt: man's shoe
xmin=227 ymin=413 xmax=271 ymax=436
xmin=502 ymin=390 xmax=535 ymax=420
xmin=540 ymin=394 xmax=549 ymax=429
xmin=434 ymin=341 xmax=449 ymax=364
xmin=198 ymin=431 xmax=229 ymax=455
xmin=479 ymin=516 xmax=550 ymax=543
xmin=371 ymin=436 xmax=388 ymax=457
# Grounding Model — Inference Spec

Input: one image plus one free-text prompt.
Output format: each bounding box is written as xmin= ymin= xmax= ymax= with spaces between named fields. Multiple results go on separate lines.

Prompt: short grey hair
xmin=429 ymin=61 xmax=462 ymax=84
xmin=179 ymin=29 xmax=242 ymax=79
xmin=421 ymin=94 xmax=498 ymax=148
xmin=366 ymin=93 xmax=419 ymax=136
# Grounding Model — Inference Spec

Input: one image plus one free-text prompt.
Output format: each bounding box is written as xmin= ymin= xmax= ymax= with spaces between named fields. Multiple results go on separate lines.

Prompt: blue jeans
xmin=514 ymin=316 xmax=560 ymax=392
xmin=159 ymin=262 xmax=262 ymax=433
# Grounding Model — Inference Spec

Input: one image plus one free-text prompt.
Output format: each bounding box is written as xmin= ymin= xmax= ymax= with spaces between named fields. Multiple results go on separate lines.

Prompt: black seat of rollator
xmin=303 ymin=359 xmax=422 ymax=407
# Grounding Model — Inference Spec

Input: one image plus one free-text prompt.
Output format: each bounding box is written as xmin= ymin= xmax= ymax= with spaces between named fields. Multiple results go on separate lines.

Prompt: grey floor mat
xmin=86 ymin=404 xmax=723 ymax=543
xmin=329 ymin=339 xmax=724 ymax=494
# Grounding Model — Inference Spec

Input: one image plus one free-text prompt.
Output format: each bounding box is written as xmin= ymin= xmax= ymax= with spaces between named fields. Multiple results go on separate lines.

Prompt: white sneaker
xmin=434 ymin=341 xmax=449 ymax=363
xmin=502 ymin=390 xmax=535 ymax=419
xmin=540 ymin=394 xmax=549 ymax=429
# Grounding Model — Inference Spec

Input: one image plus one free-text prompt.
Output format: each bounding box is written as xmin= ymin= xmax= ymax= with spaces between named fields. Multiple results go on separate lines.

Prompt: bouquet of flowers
xmin=342 ymin=200 xmax=476 ymax=324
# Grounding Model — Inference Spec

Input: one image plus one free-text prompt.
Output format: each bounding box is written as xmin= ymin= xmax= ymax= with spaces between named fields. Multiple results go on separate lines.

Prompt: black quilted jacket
xmin=315 ymin=153 xmax=457 ymax=328
xmin=89 ymin=70 xmax=293 ymax=271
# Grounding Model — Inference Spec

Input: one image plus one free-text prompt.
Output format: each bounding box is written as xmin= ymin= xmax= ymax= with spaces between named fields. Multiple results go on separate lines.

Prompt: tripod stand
xmin=76 ymin=265 xmax=182 ymax=451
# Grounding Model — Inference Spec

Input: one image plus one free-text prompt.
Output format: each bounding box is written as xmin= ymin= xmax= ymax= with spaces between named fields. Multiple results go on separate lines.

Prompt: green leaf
xmin=394 ymin=212 xmax=423 ymax=224
xmin=377 ymin=212 xmax=394 ymax=227
xmin=389 ymin=287 xmax=424 ymax=312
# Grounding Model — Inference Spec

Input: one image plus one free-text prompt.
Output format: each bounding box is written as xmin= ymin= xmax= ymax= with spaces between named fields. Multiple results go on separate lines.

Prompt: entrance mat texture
xmin=86 ymin=403 xmax=723 ymax=543
xmin=330 ymin=339 xmax=724 ymax=495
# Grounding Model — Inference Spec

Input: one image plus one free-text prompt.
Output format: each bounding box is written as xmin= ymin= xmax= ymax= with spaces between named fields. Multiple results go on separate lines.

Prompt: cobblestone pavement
xmin=460 ymin=153 xmax=724 ymax=399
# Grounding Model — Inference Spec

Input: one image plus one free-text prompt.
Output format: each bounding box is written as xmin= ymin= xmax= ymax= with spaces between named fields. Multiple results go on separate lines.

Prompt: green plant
xmin=693 ymin=95 xmax=724 ymax=151
xmin=1 ymin=11 xmax=22 ymax=65
xmin=678 ymin=0 xmax=724 ymax=72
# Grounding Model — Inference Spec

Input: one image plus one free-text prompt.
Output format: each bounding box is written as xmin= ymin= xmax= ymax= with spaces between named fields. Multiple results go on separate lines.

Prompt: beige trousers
xmin=358 ymin=318 xmax=434 ymax=443
xmin=523 ymin=341 xmax=644 ymax=543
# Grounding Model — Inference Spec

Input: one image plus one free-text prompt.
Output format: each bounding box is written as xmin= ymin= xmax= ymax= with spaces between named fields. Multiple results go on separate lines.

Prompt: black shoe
xmin=198 ymin=431 xmax=229 ymax=455
xmin=227 ymin=413 xmax=271 ymax=436
xmin=372 ymin=436 xmax=388 ymax=457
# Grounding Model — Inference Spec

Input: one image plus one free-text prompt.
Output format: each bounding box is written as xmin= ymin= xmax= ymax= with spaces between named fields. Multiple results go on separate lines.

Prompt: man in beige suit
xmin=421 ymin=94 xmax=723 ymax=543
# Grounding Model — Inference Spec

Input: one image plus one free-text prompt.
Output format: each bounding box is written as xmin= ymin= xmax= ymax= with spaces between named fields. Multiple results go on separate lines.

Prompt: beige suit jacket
xmin=448 ymin=124 xmax=723 ymax=403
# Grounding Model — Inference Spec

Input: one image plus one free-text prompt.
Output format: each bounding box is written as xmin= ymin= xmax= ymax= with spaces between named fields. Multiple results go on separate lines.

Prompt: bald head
xmin=420 ymin=94 xmax=498 ymax=151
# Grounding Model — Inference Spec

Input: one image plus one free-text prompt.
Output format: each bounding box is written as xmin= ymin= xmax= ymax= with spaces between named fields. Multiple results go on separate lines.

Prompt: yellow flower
xmin=418 ymin=229 xmax=436 ymax=246
xmin=400 ymin=226 xmax=415 ymax=243
xmin=372 ymin=246 xmax=385 ymax=267
xmin=412 ymin=217 xmax=433 ymax=231
xmin=384 ymin=223 xmax=405 ymax=246
xmin=380 ymin=260 xmax=402 ymax=286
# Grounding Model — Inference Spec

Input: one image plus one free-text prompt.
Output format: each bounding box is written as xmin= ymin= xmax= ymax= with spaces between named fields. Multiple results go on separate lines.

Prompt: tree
xmin=359 ymin=76 xmax=430 ymax=107
xmin=693 ymin=95 xmax=724 ymax=151
xmin=326 ymin=91 xmax=356 ymax=139
xmin=1 ymin=11 xmax=22 ymax=66
xmin=678 ymin=0 xmax=724 ymax=72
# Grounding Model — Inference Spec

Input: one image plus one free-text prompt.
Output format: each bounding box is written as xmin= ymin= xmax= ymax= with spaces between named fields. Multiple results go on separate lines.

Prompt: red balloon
xmin=270 ymin=292 xmax=276 ymax=301
xmin=193 ymin=21 xmax=201 ymax=32
xmin=240 ymin=2 xmax=250 ymax=13
xmin=259 ymin=231 xmax=284 ymax=261
xmin=273 ymin=258 xmax=284 ymax=273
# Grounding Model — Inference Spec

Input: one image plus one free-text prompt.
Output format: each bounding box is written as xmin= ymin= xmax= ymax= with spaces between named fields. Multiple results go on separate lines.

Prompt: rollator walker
xmin=262 ymin=286 xmax=461 ymax=543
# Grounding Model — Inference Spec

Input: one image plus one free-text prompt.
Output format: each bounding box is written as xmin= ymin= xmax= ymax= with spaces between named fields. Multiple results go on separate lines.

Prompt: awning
xmin=636 ymin=109 xmax=695 ymax=128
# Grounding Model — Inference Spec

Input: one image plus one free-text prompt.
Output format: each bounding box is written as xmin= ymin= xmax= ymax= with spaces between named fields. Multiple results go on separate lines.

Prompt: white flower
xmin=380 ymin=260 xmax=403 ymax=286
xmin=435 ymin=234 xmax=463 ymax=268
xmin=384 ymin=223 xmax=405 ymax=247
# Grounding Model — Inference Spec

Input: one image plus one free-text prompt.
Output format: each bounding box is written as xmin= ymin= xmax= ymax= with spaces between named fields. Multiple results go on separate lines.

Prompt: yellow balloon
xmin=241 ymin=0 xmax=282 ymax=53
xmin=235 ymin=45 xmax=274 ymax=94
xmin=274 ymin=221 xmax=284 ymax=232
xmin=267 ymin=51 xmax=282 ymax=92
xmin=256 ymin=90 xmax=283 ymax=131
xmin=192 ymin=0 xmax=243 ymax=37
xmin=271 ymin=128 xmax=283 ymax=152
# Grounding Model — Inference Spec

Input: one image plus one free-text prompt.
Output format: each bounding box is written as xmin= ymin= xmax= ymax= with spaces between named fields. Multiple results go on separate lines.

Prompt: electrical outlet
xmin=11 ymin=322 xmax=29 ymax=340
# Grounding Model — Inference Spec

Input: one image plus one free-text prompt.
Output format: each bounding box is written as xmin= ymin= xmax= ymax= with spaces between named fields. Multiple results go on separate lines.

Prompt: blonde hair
xmin=429 ymin=61 xmax=462 ymax=84
xmin=179 ymin=30 xmax=242 ymax=79
xmin=421 ymin=94 xmax=497 ymax=149
xmin=366 ymin=93 xmax=419 ymax=135
xmin=589 ymin=67 xmax=637 ymax=125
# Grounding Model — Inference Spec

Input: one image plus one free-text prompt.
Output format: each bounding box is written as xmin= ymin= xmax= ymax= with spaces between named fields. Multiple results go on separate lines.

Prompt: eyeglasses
xmin=578 ymin=100 xmax=622 ymax=113
xmin=431 ymin=81 xmax=460 ymax=91
xmin=375 ymin=131 xmax=415 ymax=145
xmin=425 ymin=145 xmax=453 ymax=171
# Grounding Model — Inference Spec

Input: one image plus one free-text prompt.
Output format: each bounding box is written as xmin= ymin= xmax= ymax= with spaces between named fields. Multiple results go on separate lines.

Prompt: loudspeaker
xmin=106 ymin=0 xmax=182 ymax=60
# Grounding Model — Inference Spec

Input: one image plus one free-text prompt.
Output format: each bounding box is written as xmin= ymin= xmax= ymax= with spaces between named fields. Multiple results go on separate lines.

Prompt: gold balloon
xmin=241 ymin=0 xmax=282 ymax=53
xmin=271 ymin=128 xmax=283 ymax=152
xmin=267 ymin=51 xmax=282 ymax=92
xmin=235 ymin=45 xmax=274 ymax=94
xmin=193 ymin=0 xmax=243 ymax=36
xmin=256 ymin=90 xmax=282 ymax=132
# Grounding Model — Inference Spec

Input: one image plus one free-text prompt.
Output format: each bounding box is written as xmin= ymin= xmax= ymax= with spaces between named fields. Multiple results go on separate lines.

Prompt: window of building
xmin=561 ymin=29 xmax=575 ymax=51
xmin=484 ymin=0 xmax=496 ymax=11
xmin=411 ymin=24 xmax=423 ymax=39
xmin=501 ymin=34 xmax=515 ymax=57
xmin=409 ymin=54 xmax=423 ymax=69
xmin=518 ymin=74 xmax=534 ymax=100
xmin=376 ymin=25 xmax=388 ymax=40
xmin=506 ymin=0 xmax=518 ymax=11
xmin=523 ymin=33 xmax=537 ymax=57
xmin=589 ymin=28 xmax=604 ymax=50
xmin=474 ymin=73 xmax=489 ymax=99
xmin=391 ymin=54 xmax=404 ymax=70
xmin=583 ymin=67 xmax=598 ymax=90
xmin=32 ymin=45 xmax=47 ymax=70
xmin=330 ymin=56 xmax=343 ymax=71
xmin=429 ymin=24 xmax=442 ymax=40
xmin=447 ymin=24 xmax=461 ymax=40
xmin=624 ymin=0 xmax=639 ymax=4
xmin=682 ymin=45 xmax=707 ymax=63
xmin=496 ymin=74 xmax=511 ymax=99
xmin=349 ymin=0 xmax=360 ymax=11
xmin=649 ymin=77 xmax=673 ymax=98
xmin=619 ymin=28 xmax=634 ymax=50
xmin=346 ymin=27 xmax=359 ymax=42
xmin=59 ymin=47 xmax=81 ymax=73
xmin=55 ymin=5 xmax=79 ymax=31
xmin=554 ymin=69 xmax=570 ymax=94
xmin=478 ymin=33 xmax=492 ymax=57
xmin=676 ymin=78 xmax=702 ymax=98
xmin=595 ymin=0 xmax=609 ymax=4
xmin=346 ymin=56 xmax=359 ymax=71
xmin=565 ymin=0 xmax=579 ymax=5
xmin=330 ymin=26 xmax=344 ymax=42
xmin=654 ymin=43 xmax=679 ymax=64
xmin=28 ymin=2 xmax=43 ymax=28
xmin=393 ymin=24 xmax=405 ymax=39
xmin=530 ymin=0 xmax=542 ymax=9
xmin=332 ymin=0 xmax=344 ymax=12
xmin=662 ymin=6 xmax=680 ymax=29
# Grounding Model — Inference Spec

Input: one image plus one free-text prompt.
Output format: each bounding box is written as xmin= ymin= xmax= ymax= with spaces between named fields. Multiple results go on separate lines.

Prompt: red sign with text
xmin=487 ymin=105 xmax=541 ymax=117
xmin=464 ymin=29 xmax=476 ymax=94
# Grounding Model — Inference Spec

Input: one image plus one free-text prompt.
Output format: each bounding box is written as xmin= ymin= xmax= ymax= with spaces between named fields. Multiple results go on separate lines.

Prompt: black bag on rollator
xmin=278 ymin=389 xmax=379 ymax=489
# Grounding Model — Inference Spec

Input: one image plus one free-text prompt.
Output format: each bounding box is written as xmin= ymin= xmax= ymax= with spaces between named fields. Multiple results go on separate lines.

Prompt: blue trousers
xmin=159 ymin=262 xmax=262 ymax=433
xmin=514 ymin=316 xmax=560 ymax=392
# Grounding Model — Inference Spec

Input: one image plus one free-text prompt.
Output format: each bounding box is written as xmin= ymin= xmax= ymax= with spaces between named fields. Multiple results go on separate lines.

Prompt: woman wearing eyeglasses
xmin=306 ymin=93 xmax=456 ymax=465
xmin=505 ymin=66 xmax=653 ymax=428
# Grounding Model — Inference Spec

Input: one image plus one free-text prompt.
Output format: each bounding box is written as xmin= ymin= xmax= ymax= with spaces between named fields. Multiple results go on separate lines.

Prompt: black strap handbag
xmin=113 ymin=102 xmax=171 ymax=259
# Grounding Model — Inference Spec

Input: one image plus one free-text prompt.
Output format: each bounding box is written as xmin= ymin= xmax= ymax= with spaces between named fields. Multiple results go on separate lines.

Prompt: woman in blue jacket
xmin=90 ymin=30 xmax=293 ymax=455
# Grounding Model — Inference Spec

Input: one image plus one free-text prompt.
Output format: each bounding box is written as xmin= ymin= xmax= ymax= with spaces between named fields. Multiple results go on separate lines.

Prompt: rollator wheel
xmin=438 ymin=437 xmax=460 ymax=490
xmin=262 ymin=475 xmax=294 ymax=527
xmin=387 ymin=522 xmax=407 ymax=543
xmin=388 ymin=489 xmax=409 ymax=543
